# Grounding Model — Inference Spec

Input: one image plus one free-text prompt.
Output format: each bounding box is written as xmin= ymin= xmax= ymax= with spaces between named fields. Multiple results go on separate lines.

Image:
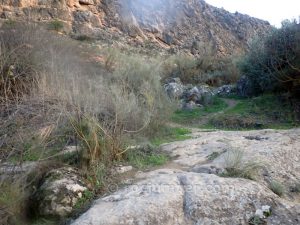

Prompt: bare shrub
xmin=162 ymin=53 xmax=240 ymax=85
xmin=0 ymin=23 xmax=41 ymax=103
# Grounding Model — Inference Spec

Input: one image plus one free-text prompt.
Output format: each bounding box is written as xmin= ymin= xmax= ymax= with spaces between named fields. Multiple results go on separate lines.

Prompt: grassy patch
xmin=74 ymin=189 xmax=94 ymax=210
xmin=0 ymin=182 xmax=27 ymax=225
xmin=150 ymin=127 xmax=192 ymax=146
xmin=205 ymin=95 xmax=299 ymax=130
xmin=172 ymin=97 xmax=228 ymax=124
xmin=126 ymin=149 xmax=168 ymax=169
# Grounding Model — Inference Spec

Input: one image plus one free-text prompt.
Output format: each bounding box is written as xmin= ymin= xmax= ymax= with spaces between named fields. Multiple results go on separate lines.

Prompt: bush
xmin=221 ymin=148 xmax=263 ymax=180
xmin=0 ymin=23 xmax=42 ymax=103
xmin=0 ymin=22 xmax=174 ymax=222
xmin=0 ymin=21 xmax=173 ymax=168
xmin=48 ymin=19 xmax=64 ymax=32
xmin=0 ymin=181 xmax=27 ymax=225
xmin=238 ymin=20 xmax=300 ymax=98
xmin=162 ymin=54 xmax=240 ymax=86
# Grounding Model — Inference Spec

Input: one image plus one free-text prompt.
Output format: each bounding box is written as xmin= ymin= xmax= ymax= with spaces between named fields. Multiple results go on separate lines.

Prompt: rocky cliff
xmin=0 ymin=0 xmax=271 ymax=56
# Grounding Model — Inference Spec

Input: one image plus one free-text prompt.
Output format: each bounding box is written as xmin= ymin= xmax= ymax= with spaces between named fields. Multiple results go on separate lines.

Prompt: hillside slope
xmin=0 ymin=0 xmax=270 ymax=56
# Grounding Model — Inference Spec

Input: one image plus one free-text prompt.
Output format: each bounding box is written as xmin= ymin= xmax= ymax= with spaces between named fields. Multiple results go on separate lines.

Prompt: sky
xmin=205 ymin=0 xmax=300 ymax=27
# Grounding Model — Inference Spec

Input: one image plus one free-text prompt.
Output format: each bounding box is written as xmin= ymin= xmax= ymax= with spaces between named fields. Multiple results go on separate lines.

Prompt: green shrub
xmin=48 ymin=19 xmax=64 ymax=32
xmin=238 ymin=20 xmax=300 ymax=98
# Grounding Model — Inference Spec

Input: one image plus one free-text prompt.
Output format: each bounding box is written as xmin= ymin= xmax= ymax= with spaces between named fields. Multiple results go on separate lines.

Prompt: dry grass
xmin=0 ymin=181 xmax=27 ymax=225
xmin=222 ymin=148 xmax=263 ymax=180
xmin=161 ymin=53 xmax=240 ymax=85
xmin=0 ymin=22 xmax=174 ymax=223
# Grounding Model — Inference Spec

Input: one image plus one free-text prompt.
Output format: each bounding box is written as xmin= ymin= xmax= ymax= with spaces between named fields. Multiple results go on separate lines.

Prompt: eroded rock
xmin=71 ymin=169 xmax=300 ymax=225
xmin=34 ymin=167 xmax=88 ymax=217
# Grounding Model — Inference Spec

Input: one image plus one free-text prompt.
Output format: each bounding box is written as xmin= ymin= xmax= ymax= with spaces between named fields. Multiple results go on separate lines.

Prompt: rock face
xmin=34 ymin=167 xmax=88 ymax=218
xmin=0 ymin=0 xmax=270 ymax=56
xmin=71 ymin=129 xmax=300 ymax=225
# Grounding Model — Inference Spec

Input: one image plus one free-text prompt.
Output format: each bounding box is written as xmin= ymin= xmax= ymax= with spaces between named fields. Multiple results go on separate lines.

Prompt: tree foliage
xmin=239 ymin=20 xmax=300 ymax=98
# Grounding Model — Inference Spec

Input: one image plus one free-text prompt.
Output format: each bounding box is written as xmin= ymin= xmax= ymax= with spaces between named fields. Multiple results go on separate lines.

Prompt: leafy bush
xmin=238 ymin=20 xmax=300 ymax=98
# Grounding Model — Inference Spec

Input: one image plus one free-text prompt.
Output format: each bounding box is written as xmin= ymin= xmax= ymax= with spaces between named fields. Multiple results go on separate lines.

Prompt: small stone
xmin=112 ymin=165 xmax=133 ymax=175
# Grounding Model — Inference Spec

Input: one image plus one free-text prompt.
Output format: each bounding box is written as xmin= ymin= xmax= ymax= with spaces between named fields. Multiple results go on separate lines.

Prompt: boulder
xmin=71 ymin=169 xmax=300 ymax=225
xmin=182 ymin=85 xmax=214 ymax=106
xmin=34 ymin=167 xmax=88 ymax=218
xmin=215 ymin=84 xmax=236 ymax=96
xmin=164 ymin=79 xmax=184 ymax=99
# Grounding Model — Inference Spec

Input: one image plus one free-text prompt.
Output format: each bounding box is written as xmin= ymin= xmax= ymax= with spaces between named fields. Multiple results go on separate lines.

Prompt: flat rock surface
xmin=72 ymin=129 xmax=300 ymax=225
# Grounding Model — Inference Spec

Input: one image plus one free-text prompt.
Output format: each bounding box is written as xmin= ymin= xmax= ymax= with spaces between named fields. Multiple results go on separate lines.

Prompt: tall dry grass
xmin=0 ymin=21 xmax=173 ymax=178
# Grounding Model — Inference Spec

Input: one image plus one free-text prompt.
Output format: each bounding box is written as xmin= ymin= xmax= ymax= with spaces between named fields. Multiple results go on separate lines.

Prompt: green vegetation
xmin=206 ymin=95 xmax=298 ymax=130
xmin=0 ymin=23 xmax=174 ymax=224
xmin=74 ymin=190 xmax=95 ymax=210
xmin=126 ymin=147 xmax=168 ymax=169
xmin=48 ymin=19 xmax=64 ymax=32
xmin=269 ymin=181 xmax=285 ymax=196
xmin=0 ymin=182 xmax=27 ymax=225
xmin=150 ymin=127 xmax=192 ymax=146
xmin=238 ymin=20 xmax=300 ymax=99
xmin=248 ymin=216 xmax=266 ymax=225
xmin=172 ymin=97 xmax=228 ymax=124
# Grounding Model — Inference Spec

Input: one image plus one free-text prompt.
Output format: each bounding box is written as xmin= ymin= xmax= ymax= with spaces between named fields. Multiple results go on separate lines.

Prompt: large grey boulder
xmin=71 ymin=129 xmax=300 ymax=225
xmin=182 ymin=85 xmax=214 ymax=107
xmin=34 ymin=167 xmax=88 ymax=218
xmin=71 ymin=169 xmax=299 ymax=225
xmin=164 ymin=78 xmax=184 ymax=99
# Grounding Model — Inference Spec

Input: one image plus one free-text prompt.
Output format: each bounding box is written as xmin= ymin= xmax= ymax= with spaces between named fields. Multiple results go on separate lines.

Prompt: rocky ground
xmin=71 ymin=128 xmax=300 ymax=225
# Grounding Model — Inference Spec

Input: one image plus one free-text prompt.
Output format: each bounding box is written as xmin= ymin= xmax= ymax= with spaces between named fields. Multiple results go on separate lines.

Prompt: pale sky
xmin=205 ymin=0 xmax=300 ymax=27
